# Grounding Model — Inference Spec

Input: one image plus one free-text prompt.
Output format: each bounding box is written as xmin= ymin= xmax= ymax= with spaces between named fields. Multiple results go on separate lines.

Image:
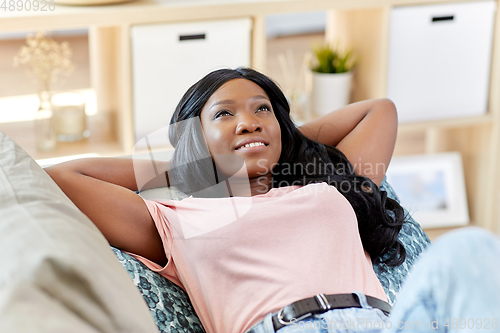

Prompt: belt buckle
xmin=277 ymin=308 xmax=312 ymax=326
xmin=277 ymin=294 xmax=331 ymax=326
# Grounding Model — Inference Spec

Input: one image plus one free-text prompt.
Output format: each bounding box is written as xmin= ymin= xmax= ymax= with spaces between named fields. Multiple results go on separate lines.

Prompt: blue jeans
xmin=384 ymin=227 xmax=500 ymax=332
xmin=247 ymin=227 xmax=500 ymax=332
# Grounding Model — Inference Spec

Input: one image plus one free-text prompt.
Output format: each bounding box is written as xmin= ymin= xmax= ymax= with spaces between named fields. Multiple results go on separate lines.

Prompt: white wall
xmin=266 ymin=11 xmax=326 ymax=38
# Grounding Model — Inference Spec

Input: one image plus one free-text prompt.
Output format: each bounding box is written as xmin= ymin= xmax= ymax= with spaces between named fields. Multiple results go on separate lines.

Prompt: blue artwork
xmin=388 ymin=170 xmax=448 ymax=214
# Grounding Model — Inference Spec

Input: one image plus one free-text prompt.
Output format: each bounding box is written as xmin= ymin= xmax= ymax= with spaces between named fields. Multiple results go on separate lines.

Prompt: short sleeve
xmin=125 ymin=198 xmax=184 ymax=290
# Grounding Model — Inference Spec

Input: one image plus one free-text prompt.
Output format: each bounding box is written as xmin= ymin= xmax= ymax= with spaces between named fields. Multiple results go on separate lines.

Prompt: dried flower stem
xmin=13 ymin=31 xmax=75 ymax=95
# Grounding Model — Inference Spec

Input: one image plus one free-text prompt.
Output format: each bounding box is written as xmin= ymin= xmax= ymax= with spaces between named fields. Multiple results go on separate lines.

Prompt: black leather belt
xmin=271 ymin=293 xmax=391 ymax=331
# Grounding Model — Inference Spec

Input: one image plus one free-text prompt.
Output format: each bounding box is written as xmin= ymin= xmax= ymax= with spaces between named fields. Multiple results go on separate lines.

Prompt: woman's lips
xmin=234 ymin=137 xmax=269 ymax=150
xmin=235 ymin=143 xmax=268 ymax=153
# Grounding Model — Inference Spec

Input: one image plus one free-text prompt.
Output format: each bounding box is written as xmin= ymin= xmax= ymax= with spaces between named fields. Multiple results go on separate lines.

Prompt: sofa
xmin=0 ymin=131 xmax=430 ymax=333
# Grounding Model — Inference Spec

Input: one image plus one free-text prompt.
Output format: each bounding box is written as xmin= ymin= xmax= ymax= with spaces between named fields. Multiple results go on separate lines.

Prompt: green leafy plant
xmin=310 ymin=43 xmax=355 ymax=74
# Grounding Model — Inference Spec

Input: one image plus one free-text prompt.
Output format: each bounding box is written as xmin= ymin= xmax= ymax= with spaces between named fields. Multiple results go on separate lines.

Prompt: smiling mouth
xmin=235 ymin=142 xmax=269 ymax=150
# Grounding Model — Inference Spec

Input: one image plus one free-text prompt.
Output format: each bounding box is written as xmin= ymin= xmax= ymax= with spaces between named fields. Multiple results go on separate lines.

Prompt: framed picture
xmin=385 ymin=152 xmax=469 ymax=229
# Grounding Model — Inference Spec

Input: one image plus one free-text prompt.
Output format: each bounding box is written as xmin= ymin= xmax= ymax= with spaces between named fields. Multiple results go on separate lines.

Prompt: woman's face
xmin=199 ymin=78 xmax=282 ymax=179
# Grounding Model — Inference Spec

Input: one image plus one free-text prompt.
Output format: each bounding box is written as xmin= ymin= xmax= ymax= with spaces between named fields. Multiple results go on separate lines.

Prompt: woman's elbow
xmin=44 ymin=165 xmax=67 ymax=187
xmin=44 ymin=164 xmax=76 ymax=189
xmin=44 ymin=164 xmax=62 ymax=182
xmin=377 ymin=98 xmax=398 ymax=121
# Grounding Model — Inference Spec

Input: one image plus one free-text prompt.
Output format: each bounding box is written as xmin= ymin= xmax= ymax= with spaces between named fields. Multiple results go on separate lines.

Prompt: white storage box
xmin=387 ymin=1 xmax=496 ymax=123
xmin=131 ymin=18 xmax=252 ymax=145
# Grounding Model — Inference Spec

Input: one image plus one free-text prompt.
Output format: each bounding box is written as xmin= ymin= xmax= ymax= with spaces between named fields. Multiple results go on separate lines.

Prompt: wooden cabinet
xmin=0 ymin=0 xmax=499 ymax=233
xmin=325 ymin=2 xmax=500 ymax=234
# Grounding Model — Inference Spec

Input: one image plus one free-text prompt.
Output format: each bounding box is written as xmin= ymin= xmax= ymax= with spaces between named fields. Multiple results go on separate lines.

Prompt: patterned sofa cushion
xmin=112 ymin=177 xmax=431 ymax=332
xmin=112 ymin=247 xmax=205 ymax=333
xmin=377 ymin=177 xmax=431 ymax=305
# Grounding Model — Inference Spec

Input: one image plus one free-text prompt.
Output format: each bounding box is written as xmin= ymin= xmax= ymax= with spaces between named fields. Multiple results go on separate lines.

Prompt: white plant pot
xmin=311 ymin=71 xmax=353 ymax=117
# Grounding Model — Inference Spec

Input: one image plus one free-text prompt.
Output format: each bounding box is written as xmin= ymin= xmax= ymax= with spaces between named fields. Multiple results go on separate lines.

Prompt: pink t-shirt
xmin=128 ymin=182 xmax=387 ymax=333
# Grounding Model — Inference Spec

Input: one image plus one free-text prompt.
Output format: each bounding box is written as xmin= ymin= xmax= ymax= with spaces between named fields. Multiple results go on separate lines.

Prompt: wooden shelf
xmin=0 ymin=114 xmax=125 ymax=160
xmin=1 ymin=0 xmax=499 ymax=233
xmin=398 ymin=114 xmax=494 ymax=133
xmin=0 ymin=0 xmax=493 ymax=33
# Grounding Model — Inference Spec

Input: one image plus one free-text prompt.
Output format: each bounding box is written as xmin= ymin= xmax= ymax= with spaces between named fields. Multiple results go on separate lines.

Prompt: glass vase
xmin=52 ymin=91 xmax=89 ymax=141
xmin=35 ymin=89 xmax=57 ymax=152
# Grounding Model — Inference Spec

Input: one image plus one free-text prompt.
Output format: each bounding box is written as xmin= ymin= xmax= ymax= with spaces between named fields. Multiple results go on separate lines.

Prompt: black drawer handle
xmin=179 ymin=33 xmax=206 ymax=41
xmin=432 ymin=15 xmax=454 ymax=22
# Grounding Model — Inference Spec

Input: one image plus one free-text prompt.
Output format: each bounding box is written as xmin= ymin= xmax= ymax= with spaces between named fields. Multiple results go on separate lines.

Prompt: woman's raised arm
xmin=298 ymin=98 xmax=398 ymax=186
xmin=45 ymin=158 xmax=169 ymax=266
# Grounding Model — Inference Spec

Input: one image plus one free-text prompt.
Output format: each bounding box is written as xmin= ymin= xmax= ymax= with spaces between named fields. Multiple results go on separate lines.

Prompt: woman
xmin=46 ymin=67 xmax=406 ymax=332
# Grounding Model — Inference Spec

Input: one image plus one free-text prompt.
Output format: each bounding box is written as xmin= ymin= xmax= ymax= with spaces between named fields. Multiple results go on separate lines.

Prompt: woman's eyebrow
xmin=210 ymin=99 xmax=235 ymax=108
xmin=210 ymin=95 xmax=269 ymax=109
xmin=250 ymin=95 xmax=270 ymax=102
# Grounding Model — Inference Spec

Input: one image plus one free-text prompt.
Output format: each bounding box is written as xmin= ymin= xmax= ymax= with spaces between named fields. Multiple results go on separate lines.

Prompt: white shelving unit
xmin=1 ymin=0 xmax=499 ymax=234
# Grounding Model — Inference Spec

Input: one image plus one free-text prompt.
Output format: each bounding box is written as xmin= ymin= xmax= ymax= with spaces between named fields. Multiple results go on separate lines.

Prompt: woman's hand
xmin=298 ymin=99 xmax=398 ymax=186
xmin=45 ymin=158 xmax=168 ymax=266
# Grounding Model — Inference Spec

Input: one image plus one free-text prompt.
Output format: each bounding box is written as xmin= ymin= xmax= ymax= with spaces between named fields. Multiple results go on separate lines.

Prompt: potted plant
xmin=309 ymin=43 xmax=356 ymax=117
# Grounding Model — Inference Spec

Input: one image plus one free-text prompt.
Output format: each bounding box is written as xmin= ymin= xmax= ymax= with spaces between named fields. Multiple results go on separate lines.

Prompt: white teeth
xmin=240 ymin=142 xmax=265 ymax=149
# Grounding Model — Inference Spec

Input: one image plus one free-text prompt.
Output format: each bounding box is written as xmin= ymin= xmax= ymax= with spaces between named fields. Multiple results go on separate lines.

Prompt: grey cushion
xmin=0 ymin=131 xmax=159 ymax=333
xmin=112 ymin=177 xmax=430 ymax=332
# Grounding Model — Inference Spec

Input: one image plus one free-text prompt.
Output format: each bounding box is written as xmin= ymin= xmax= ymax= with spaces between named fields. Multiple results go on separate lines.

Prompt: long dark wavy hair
xmin=167 ymin=67 xmax=406 ymax=266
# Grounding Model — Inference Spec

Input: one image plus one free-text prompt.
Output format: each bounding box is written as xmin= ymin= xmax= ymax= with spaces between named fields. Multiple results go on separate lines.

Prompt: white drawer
xmin=131 ymin=18 xmax=252 ymax=145
xmin=387 ymin=1 xmax=496 ymax=123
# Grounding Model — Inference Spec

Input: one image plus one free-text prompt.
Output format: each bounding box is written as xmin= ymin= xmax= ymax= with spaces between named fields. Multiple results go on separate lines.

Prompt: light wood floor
xmin=0 ymin=31 xmax=455 ymax=241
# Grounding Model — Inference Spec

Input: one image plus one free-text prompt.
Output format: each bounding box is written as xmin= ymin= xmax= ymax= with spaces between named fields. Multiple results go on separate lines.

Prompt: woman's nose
xmin=236 ymin=113 xmax=261 ymax=134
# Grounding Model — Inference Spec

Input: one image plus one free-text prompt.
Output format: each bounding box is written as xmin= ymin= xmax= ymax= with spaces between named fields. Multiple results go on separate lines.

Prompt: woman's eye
xmin=257 ymin=105 xmax=271 ymax=112
xmin=215 ymin=110 xmax=232 ymax=118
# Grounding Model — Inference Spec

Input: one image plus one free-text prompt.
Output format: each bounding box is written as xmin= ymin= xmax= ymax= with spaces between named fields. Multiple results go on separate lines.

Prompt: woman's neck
xmin=225 ymin=173 xmax=273 ymax=197
xmin=249 ymin=174 xmax=273 ymax=196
